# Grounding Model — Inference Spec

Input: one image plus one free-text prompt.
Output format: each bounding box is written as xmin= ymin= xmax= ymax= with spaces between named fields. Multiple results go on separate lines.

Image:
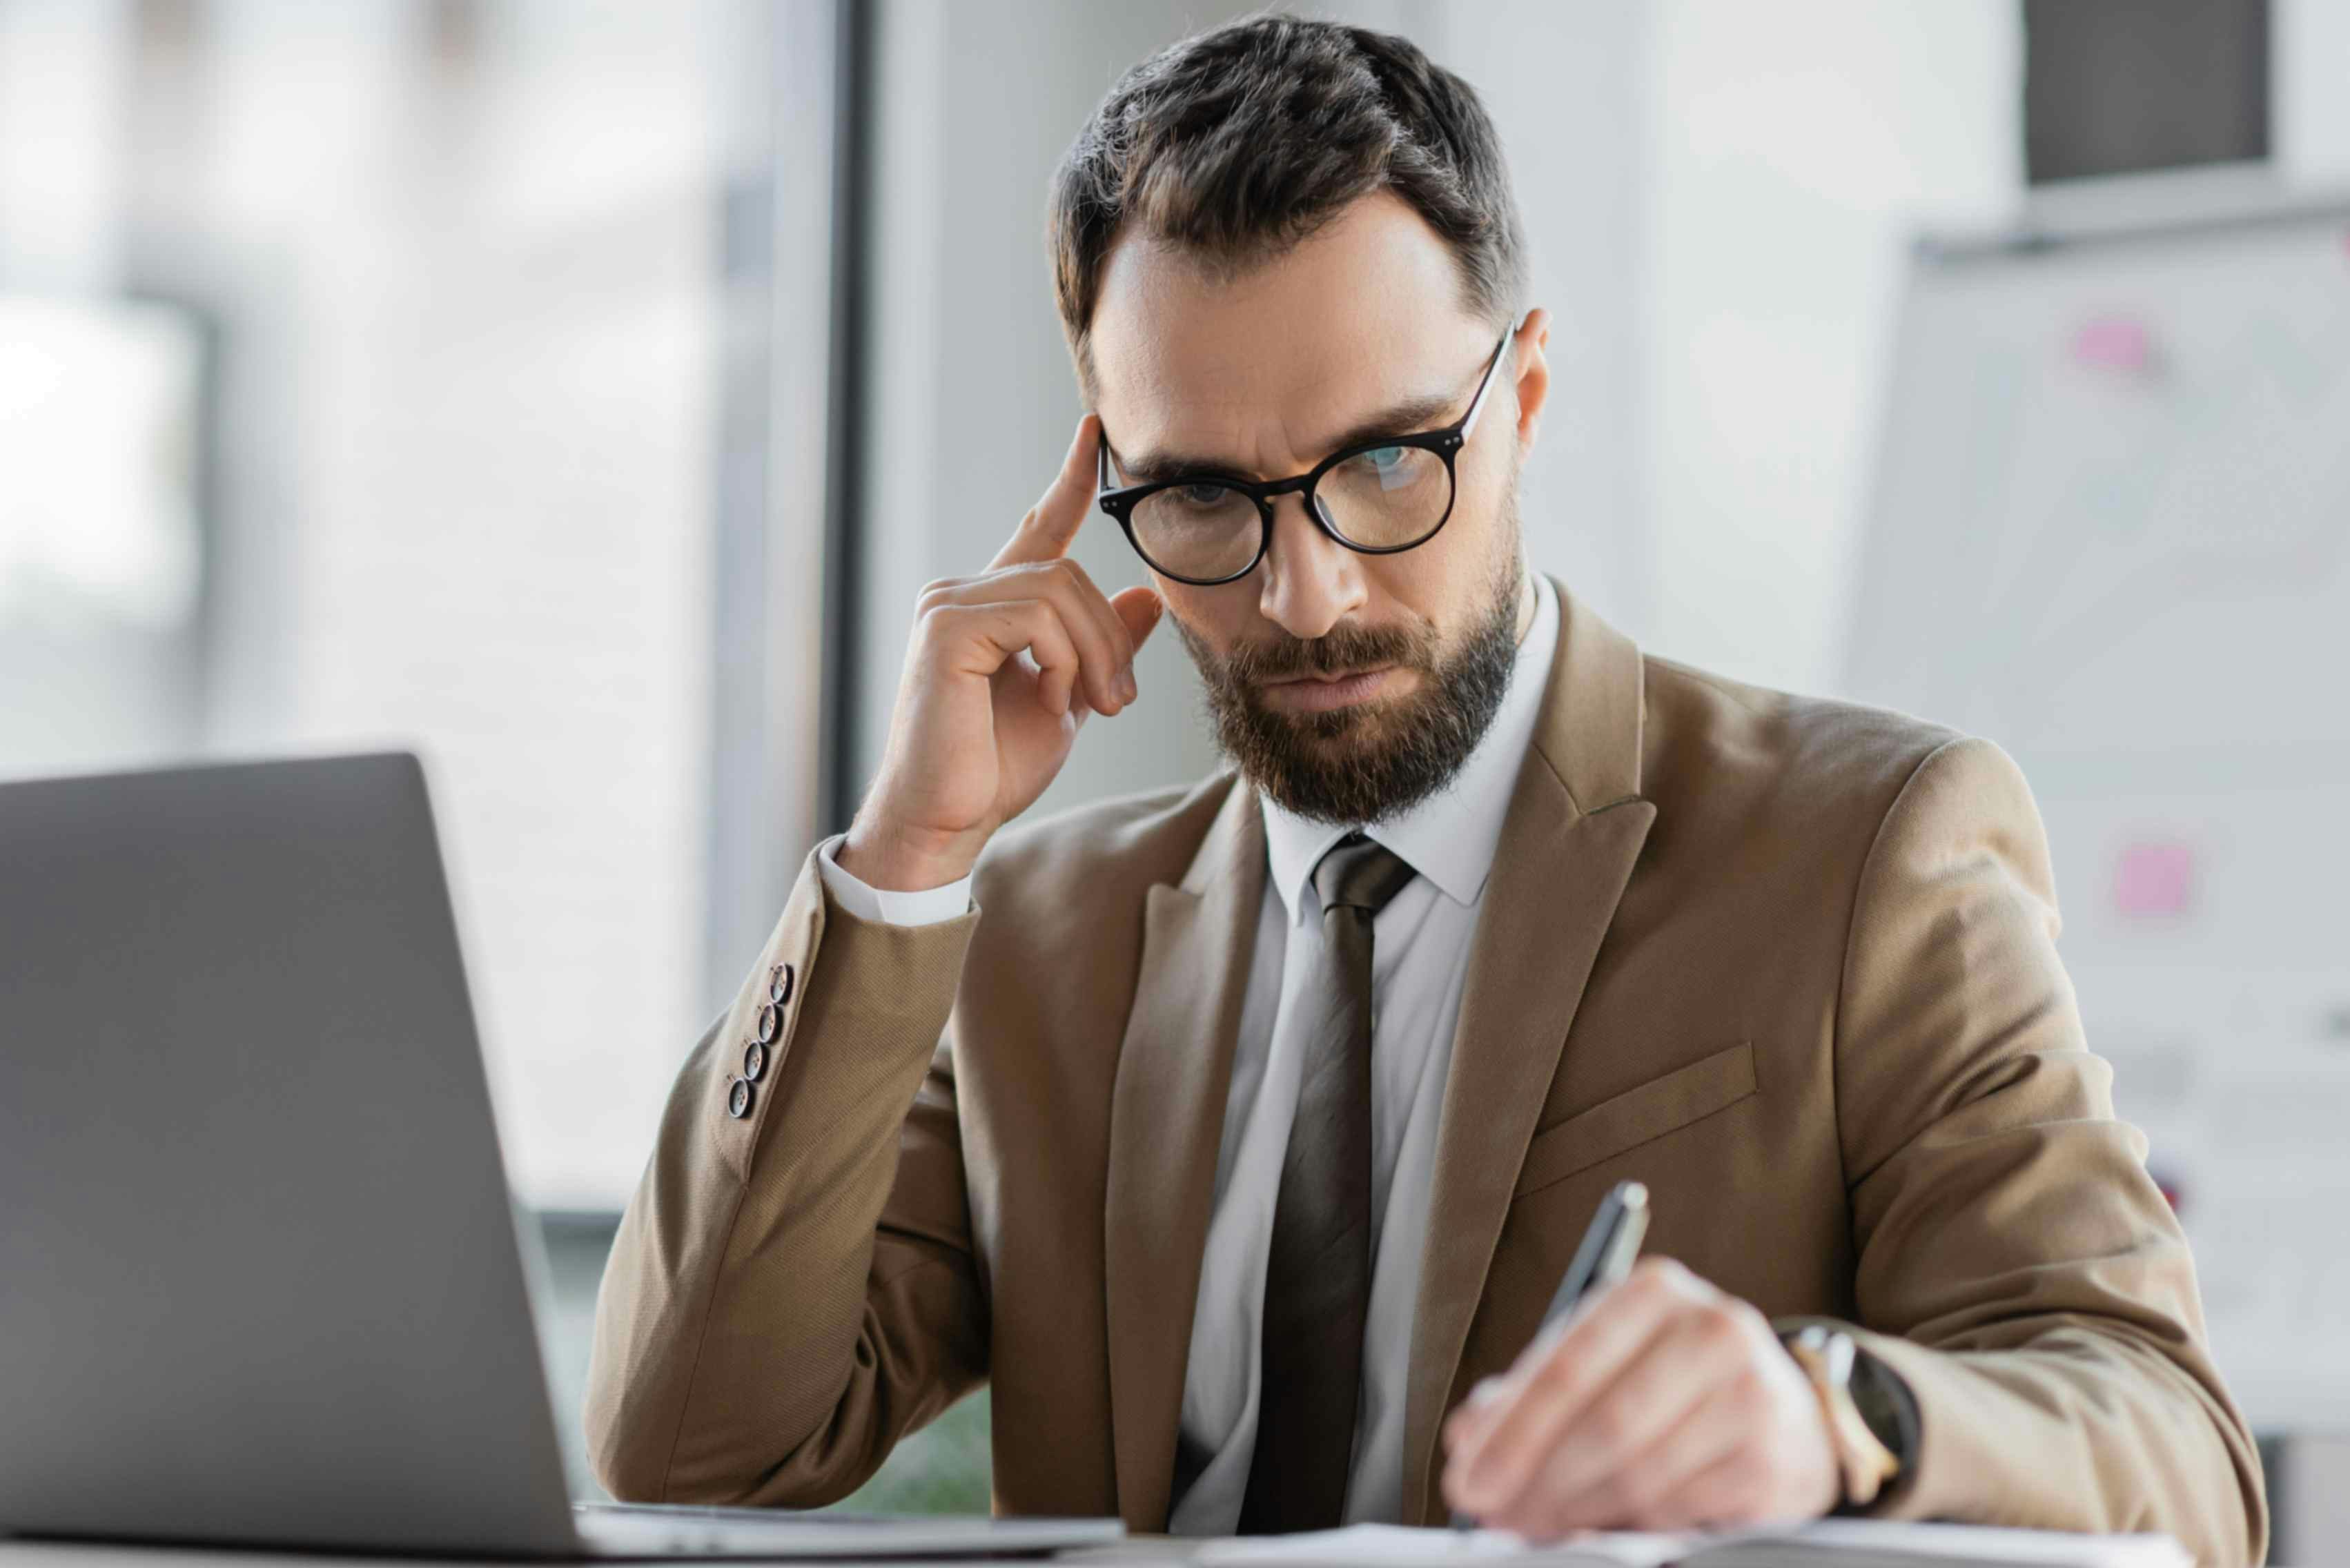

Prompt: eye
xmin=1175 ymin=482 xmax=1230 ymax=507
xmin=1336 ymin=444 xmax=1420 ymax=492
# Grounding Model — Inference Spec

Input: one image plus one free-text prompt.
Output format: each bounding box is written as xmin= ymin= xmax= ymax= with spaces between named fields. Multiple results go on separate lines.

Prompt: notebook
xmin=1193 ymin=1519 xmax=2190 ymax=1568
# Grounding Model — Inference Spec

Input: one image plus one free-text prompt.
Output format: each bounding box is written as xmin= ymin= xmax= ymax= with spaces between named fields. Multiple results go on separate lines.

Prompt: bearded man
xmin=584 ymin=17 xmax=2264 ymax=1563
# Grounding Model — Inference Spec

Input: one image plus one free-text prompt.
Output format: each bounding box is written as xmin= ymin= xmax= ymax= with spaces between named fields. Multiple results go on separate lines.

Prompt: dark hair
xmin=1048 ymin=13 xmax=1527 ymax=391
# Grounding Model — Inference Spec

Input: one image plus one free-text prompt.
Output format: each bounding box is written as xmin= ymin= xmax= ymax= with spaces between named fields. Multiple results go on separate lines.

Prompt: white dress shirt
xmin=817 ymin=575 xmax=1560 ymax=1531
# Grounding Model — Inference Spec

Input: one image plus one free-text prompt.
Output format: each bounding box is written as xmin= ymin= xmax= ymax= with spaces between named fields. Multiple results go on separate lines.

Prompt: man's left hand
xmin=1440 ymin=1257 xmax=1839 ymax=1538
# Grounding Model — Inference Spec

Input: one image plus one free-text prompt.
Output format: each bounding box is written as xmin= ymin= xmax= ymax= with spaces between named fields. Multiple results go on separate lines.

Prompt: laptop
xmin=0 ymin=753 xmax=1122 ymax=1560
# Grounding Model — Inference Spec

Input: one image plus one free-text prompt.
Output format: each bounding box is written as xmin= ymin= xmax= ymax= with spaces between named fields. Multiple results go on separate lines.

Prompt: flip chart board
xmin=1844 ymin=177 xmax=2350 ymax=1429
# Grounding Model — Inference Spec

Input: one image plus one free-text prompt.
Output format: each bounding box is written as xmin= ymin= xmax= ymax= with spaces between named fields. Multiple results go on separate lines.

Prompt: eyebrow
xmin=1112 ymin=389 xmax=1462 ymax=486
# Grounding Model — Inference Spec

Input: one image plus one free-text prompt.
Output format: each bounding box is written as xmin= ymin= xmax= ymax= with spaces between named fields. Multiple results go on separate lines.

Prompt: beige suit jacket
xmin=585 ymin=586 xmax=2266 ymax=1565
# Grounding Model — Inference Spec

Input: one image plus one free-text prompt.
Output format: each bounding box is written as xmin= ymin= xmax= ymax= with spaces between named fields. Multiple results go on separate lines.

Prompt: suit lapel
xmin=1103 ymin=778 xmax=1265 ymax=1530
xmin=1398 ymin=583 xmax=1656 ymax=1523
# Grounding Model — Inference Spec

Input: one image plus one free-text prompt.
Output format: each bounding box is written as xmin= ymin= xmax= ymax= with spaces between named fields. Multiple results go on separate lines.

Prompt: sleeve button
xmin=742 ymin=1039 xmax=767 ymax=1082
xmin=754 ymin=1002 xmax=779 ymax=1043
xmin=768 ymin=962 xmax=795 ymax=1006
xmin=726 ymin=1077 xmax=754 ymax=1119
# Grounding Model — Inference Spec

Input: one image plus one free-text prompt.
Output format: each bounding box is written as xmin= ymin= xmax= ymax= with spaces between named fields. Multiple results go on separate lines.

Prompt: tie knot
xmin=1311 ymin=834 xmax=1417 ymax=919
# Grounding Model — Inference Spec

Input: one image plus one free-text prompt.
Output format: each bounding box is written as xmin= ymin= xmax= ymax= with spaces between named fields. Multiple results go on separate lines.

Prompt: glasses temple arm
xmin=1457 ymin=327 xmax=1516 ymax=439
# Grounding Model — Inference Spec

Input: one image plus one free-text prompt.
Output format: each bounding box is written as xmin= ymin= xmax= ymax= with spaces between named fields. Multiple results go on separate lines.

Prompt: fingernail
xmin=1122 ymin=669 xmax=1138 ymax=703
xmin=1469 ymin=1377 xmax=1505 ymax=1408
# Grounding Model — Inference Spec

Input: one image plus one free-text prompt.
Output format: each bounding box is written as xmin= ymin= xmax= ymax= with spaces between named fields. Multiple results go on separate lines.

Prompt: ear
xmin=1508 ymin=307 xmax=1554 ymax=458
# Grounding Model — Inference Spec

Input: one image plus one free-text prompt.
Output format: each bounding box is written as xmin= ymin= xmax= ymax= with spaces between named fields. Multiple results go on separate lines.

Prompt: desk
xmin=0 ymin=1544 xmax=1202 ymax=1568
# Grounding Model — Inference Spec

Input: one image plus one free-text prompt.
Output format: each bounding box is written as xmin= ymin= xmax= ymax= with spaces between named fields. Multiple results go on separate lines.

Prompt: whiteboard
xmin=1843 ymin=177 xmax=2350 ymax=1431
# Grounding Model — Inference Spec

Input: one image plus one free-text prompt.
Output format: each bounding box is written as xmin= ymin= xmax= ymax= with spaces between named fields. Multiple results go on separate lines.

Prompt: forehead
xmin=1088 ymin=191 xmax=1494 ymax=476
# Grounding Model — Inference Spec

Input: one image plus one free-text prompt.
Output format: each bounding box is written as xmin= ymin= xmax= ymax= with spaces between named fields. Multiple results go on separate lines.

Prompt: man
xmin=585 ymin=17 xmax=2264 ymax=1562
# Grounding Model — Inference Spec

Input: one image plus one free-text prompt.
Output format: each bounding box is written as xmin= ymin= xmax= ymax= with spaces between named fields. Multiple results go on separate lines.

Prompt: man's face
xmin=1088 ymin=192 xmax=1553 ymax=823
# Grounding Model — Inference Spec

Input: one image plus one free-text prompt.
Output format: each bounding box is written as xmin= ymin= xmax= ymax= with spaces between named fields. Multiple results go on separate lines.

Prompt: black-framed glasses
xmin=1095 ymin=329 xmax=1514 ymax=587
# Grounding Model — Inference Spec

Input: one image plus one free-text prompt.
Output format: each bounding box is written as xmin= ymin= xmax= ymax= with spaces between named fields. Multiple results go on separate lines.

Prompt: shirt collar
xmin=1261 ymin=573 xmax=1559 ymax=926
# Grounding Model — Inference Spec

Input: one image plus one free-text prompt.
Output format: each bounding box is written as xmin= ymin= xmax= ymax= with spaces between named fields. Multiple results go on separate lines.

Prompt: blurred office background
xmin=3 ymin=0 xmax=2346 ymax=1551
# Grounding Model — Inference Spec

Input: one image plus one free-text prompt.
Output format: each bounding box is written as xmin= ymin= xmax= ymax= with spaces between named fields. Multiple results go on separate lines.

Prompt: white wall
xmin=0 ymin=0 xmax=130 ymax=286
xmin=2276 ymin=0 xmax=2350 ymax=184
xmin=1645 ymin=1 xmax=2021 ymax=696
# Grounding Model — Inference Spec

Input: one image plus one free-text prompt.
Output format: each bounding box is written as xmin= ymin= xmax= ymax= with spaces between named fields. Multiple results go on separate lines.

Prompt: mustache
xmin=1211 ymin=621 xmax=1435 ymax=685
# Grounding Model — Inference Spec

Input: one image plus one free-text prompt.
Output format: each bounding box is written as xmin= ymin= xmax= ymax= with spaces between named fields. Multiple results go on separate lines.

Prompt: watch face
xmin=1846 ymin=1347 xmax=1915 ymax=1463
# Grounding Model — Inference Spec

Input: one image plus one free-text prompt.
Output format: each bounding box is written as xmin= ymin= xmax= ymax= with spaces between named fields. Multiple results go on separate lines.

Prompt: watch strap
xmin=1785 ymin=1324 xmax=1903 ymax=1510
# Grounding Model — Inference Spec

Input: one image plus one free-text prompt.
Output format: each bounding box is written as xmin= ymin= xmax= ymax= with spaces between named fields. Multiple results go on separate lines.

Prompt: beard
xmin=1175 ymin=503 xmax=1526 ymax=827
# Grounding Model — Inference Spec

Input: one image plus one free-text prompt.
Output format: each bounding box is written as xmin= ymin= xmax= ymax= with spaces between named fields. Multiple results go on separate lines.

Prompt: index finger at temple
xmin=991 ymin=413 xmax=1102 ymax=569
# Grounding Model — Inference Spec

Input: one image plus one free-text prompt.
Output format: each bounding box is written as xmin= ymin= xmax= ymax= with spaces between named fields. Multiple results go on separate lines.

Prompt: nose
xmin=1255 ymin=492 xmax=1366 ymax=640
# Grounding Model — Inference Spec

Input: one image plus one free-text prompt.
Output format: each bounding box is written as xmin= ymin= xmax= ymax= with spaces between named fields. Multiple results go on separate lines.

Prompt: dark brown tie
xmin=1237 ymin=834 xmax=1418 ymax=1533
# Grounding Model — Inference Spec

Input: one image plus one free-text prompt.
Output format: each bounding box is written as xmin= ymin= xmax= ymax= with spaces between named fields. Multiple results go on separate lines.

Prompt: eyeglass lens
xmin=1127 ymin=443 xmax=1453 ymax=581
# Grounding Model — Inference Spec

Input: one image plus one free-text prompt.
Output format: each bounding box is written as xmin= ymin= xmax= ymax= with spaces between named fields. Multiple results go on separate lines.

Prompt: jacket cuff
xmin=701 ymin=844 xmax=979 ymax=1184
xmin=1834 ymin=1323 xmax=2006 ymax=1523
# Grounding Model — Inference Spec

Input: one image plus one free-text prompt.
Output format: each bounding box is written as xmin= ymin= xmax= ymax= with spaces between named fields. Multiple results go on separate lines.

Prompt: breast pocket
xmin=1513 ymin=1042 xmax=1757 ymax=1199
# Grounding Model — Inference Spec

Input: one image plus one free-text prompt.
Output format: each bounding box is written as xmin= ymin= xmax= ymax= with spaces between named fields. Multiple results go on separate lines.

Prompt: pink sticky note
xmin=2113 ymin=841 xmax=2195 ymax=918
xmin=2070 ymin=315 xmax=2157 ymax=375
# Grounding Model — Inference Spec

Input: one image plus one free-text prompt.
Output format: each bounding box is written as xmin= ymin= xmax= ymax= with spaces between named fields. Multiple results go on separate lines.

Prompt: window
xmin=0 ymin=0 xmax=836 ymax=1210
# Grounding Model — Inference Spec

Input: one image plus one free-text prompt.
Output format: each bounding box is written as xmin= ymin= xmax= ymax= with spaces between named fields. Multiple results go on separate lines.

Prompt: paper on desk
xmin=1194 ymin=1524 xmax=1689 ymax=1567
xmin=1712 ymin=1518 xmax=2192 ymax=1568
xmin=1191 ymin=1520 xmax=2188 ymax=1568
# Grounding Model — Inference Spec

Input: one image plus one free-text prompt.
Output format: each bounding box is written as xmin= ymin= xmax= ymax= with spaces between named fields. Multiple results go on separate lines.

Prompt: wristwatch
xmin=1783 ymin=1324 xmax=1905 ymax=1510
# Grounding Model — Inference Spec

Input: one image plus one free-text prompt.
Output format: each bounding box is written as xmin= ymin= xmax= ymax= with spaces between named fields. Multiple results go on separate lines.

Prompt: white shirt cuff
xmin=815 ymin=834 xmax=973 ymax=928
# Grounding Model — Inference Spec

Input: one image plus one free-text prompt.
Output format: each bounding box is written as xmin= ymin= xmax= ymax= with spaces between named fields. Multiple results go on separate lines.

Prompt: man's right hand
xmin=838 ymin=414 xmax=1164 ymax=894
